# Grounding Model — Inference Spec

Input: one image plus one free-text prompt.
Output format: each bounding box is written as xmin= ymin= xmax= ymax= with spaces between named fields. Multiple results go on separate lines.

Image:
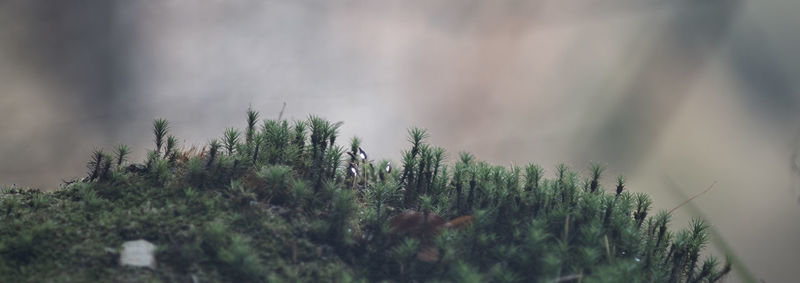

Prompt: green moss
xmin=0 ymin=109 xmax=730 ymax=282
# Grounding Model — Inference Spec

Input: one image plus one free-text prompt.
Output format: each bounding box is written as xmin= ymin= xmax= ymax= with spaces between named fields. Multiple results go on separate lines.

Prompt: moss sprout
xmin=153 ymin=118 xmax=169 ymax=155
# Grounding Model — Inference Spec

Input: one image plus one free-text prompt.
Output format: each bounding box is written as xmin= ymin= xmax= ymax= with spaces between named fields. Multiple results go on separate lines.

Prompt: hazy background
xmin=1 ymin=0 xmax=799 ymax=281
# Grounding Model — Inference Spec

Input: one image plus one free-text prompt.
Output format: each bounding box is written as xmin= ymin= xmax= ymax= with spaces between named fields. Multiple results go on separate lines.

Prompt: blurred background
xmin=1 ymin=0 xmax=798 ymax=281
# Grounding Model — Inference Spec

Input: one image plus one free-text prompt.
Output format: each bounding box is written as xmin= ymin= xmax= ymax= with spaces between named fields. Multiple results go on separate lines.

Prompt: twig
xmin=668 ymin=181 xmax=716 ymax=215
xmin=662 ymin=175 xmax=758 ymax=283
xmin=277 ymin=102 xmax=287 ymax=120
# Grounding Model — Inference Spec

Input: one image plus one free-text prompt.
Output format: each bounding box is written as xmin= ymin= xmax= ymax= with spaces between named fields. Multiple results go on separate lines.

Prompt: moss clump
xmin=0 ymin=109 xmax=730 ymax=282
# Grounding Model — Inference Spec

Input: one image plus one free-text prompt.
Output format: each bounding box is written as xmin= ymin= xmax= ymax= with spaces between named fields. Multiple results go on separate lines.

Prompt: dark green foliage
xmin=0 ymin=109 xmax=730 ymax=283
xmin=261 ymin=120 xmax=291 ymax=165
xmin=207 ymin=139 xmax=221 ymax=168
xmin=590 ymin=163 xmax=605 ymax=193
xmin=165 ymin=136 xmax=178 ymax=162
xmin=86 ymin=149 xmax=112 ymax=182
xmin=115 ymin=144 xmax=130 ymax=168
xmin=633 ymin=193 xmax=653 ymax=229
xmin=153 ymin=118 xmax=169 ymax=156
xmin=306 ymin=116 xmax=342 ymax=192
xmin=246 ymin=107 xmax=260 ymax=145
xmin=223 ymin=128 xmax=240 ymax=155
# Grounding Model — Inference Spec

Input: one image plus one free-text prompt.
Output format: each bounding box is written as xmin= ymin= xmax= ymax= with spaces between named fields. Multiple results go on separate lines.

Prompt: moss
xmin=0 ymin=109 xmax=730 ymax=282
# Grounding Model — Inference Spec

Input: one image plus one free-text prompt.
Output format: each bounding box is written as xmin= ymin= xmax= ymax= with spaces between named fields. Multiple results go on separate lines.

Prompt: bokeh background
xmin=1 ymin=1 xmax=798 ymax=282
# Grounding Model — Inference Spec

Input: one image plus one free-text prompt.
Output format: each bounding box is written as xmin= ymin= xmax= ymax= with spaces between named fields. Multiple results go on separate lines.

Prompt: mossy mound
xmin=0 ymin=109 xmax=729 ymax=282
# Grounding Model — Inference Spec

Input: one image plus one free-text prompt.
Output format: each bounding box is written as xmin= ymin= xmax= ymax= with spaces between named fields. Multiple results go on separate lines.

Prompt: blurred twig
xmin=277 ymin=102 xmax=287 ymax=121
xmin=668 ymin=181 xmax=716 ymax=214
xmin=663 ymin=175 xmax=757 ymax=283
